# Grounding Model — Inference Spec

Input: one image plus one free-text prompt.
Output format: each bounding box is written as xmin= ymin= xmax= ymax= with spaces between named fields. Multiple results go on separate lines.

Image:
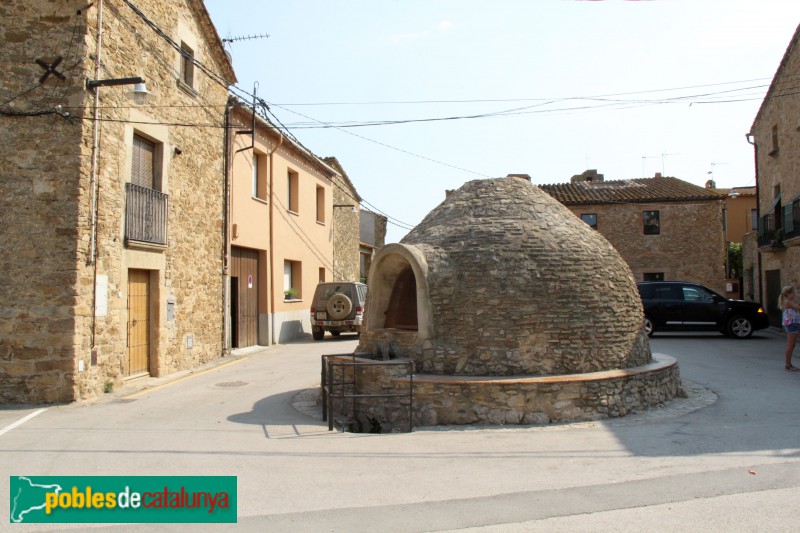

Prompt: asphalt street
xmin=1 ymin=328 xmax=799 ymax=532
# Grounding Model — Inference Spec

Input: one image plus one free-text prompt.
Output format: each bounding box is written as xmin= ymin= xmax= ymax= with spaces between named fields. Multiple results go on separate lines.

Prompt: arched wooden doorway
xmin=385 ymin=267 xmax=418 ymax=330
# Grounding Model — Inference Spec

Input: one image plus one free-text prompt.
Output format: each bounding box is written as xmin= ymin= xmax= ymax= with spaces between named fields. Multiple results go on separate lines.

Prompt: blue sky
xmin=204 ymin=1 xmax=800 ymax=243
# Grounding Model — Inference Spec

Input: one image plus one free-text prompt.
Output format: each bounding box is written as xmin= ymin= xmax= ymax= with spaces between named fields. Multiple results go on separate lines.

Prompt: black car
xmin=637 ymin=281 xmax=770 ymax=339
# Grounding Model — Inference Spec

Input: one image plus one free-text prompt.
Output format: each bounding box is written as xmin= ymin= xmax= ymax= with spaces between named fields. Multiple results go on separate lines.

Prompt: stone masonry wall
xmin=392 ymin=178 xmax=651 ymax=377
xmin=752 ymin=28 xmax=800 ymax=312
xmin=329 ymin=355 xmax=682 ymax=433
xmin=567 ymin=201 xmax=725 ymax=293
xmin=0 ymin=0 xmax=91 ymax=402
xmin=332 ymin=178 xmax=360 ymax=282
xmin=78 ymin=0 xmax=230 ymax=396
xmin=0 ymin=0 xmax=231 ymax=402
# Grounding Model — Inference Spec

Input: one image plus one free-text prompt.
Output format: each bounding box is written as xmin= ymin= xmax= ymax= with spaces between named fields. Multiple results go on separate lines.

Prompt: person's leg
xmin=786 ymin=332 xmax=797 ymax=369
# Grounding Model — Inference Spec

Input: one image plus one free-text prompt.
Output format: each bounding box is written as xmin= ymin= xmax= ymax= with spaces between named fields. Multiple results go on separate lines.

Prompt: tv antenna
xmin=222 ymin=33 xmax=270 ymax=44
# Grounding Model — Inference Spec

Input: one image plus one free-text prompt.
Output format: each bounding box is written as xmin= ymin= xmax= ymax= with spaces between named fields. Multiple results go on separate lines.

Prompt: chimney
xmin=654 ymin=172 xmax=662 ymax=178
xmin=705 ymin=179 xmax=716 ymax=189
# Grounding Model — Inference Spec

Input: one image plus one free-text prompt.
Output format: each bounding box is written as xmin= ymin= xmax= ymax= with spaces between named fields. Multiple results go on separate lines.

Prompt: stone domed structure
xmin=339 ymin=177 xmax=681 ymax=430
xmin=362 ymin=177 xmax=651 ymax=376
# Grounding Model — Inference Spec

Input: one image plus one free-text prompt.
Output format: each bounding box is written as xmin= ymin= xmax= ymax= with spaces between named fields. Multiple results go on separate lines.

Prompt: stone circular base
xmin=339 ymin=353 xmax=682 ymax=431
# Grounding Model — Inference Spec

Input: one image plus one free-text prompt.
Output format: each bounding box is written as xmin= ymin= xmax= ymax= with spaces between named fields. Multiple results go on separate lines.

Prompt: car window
xmin=653 ymin=286 xmax=681 ymax=300
xmin=682 ymin=287 xmax=713 ymax=302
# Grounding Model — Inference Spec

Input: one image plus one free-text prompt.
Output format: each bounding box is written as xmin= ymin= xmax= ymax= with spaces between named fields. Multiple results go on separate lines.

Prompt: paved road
xmin=1 ymin=329 xmax=799 ymax=532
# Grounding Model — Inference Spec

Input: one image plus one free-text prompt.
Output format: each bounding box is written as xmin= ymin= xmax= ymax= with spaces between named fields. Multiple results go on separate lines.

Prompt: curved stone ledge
xmin=396 ymin=354 xmax=678 ymax=386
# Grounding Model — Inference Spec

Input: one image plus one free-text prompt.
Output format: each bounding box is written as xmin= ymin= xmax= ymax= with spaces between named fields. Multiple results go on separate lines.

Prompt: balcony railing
xmin=758 ymin=200 xmax=800 ymax=247
xmin=125 ymin=183 xmax=168 ymax=246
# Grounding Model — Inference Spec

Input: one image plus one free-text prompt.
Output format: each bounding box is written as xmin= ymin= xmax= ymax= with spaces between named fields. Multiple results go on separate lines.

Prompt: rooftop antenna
xmin=222 ymin=33 xmax=270 ymax=44
xmin=641 ymin=155 xmax=659 ymax=178
xmin=660 ymin=153 xmax=678 ymax=176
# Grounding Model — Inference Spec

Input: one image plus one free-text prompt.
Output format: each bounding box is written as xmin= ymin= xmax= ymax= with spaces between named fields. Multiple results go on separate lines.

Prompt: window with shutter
xmin=132 ymin=134 xmax=155 ymax=189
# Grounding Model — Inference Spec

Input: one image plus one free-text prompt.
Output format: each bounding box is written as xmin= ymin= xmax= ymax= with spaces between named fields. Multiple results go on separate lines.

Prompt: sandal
xmin=785 ymin=365 xmax=800 ymax=371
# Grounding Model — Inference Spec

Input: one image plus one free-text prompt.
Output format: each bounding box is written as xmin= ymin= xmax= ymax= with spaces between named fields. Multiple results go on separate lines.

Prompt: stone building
xmin=323 ymin=157 xmax=362 ymax=283
xmin=331 ymin=177 xmax=682 ymax=430
xmin=359 ymin=209 xmax=388 ymax=284
xmin=540 ymin=172 xmax=726 ymax=293
xmin=748 ymin=22 xmax=800 ymax=326
xmin=0 ymin=0 xmax=235 ymax=402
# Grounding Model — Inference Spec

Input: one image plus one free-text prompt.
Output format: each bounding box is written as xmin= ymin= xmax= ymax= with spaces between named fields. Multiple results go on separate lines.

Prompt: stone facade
xmin=749 ymin=22 xmax=800 ymax=325
xmin=359 ymin=209 xmax=388 ymax=283
xmin=541 ymin=175 xmax=726 ymax=293
xmin=324 ymin=157 xmax=361 ymax=282
xmin=0 ymin=0 xmax=235 ymax=402
xmin=567 ymin=200 xmax=724 ymax=291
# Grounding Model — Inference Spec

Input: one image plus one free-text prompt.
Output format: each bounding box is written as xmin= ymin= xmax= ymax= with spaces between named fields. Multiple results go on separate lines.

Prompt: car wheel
xmin=327 ymin=294 xmax=353 ymax=320
xmin=727 ymin=316 xmax=753 ymax=338
xmin=643 ymin=315 xmax=655 ymax=337
xmin=312 ymin=328 xmax=325 ymax=341
xmin=330 ymin=331 xmax=341 ymax=336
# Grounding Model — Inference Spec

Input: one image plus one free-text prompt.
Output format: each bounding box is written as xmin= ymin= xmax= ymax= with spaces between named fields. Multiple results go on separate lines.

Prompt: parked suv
xmin=637 ymin=281 xmax=769 ymax=339
xmin=310 ymin=282 xmax=367 ymax=340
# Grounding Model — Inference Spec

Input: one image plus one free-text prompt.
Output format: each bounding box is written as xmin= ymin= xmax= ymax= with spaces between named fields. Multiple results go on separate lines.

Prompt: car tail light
xmin=758 ymin=307 xmax=764 ymax=313
xmin=311 ymin=307 xmax=316 ymax=313
xmin=356 ymin=306 xmax=363 ymax=314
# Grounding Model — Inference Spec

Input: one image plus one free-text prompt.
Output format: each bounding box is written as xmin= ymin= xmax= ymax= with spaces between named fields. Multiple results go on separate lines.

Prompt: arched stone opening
xmin=385 ymin=267 xmax=418 ymax=330
xmin=365 ymin=243 xmax=432 ymax=340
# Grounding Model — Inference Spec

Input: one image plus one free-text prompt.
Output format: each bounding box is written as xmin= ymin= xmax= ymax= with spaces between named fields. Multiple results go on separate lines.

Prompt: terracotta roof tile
xmin=538 ymin=176 xmax=722 ymax=206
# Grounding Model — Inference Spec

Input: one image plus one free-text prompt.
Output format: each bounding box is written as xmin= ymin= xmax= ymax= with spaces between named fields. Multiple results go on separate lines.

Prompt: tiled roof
xmin=538 ymin=177 xmax=723 ymax=206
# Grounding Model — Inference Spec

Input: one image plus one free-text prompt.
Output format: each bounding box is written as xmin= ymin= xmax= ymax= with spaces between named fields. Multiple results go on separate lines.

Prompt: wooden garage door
xmin=231 ymin=247 xmax=259 ymax=347
xmin=127 ymin=269 xmax=150 ymax=376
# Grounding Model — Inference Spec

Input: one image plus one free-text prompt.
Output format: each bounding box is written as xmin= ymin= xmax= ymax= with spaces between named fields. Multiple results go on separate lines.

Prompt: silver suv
xmin=310 ymin=281 xmax=367 ymax=340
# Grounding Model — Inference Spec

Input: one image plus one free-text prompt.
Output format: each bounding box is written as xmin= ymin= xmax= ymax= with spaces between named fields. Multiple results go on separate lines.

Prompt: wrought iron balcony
xmin=125 ymin=183 xmax=168 ymax=246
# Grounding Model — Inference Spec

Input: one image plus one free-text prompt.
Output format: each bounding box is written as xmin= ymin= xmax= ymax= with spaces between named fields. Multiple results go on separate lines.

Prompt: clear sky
xmin=204 ymin=0 xmax=800 ymax=243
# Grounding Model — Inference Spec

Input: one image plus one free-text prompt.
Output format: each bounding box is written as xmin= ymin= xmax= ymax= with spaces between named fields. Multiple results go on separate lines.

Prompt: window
xmin=751 ymin=209 xmax=758 ymax=232
xmin=580 ymin=213 xmax=597 ymax=229
xmin=287 ymin=169 xmax=299 ymax=212
xmin=316 ymin=186 xmax=325 ymax=223
xmin=180 ymin=41 xmax=195 ymax=90
xmin=252 ymin=152 xmax=266 ymax=200
xmin=319 ymin=267 xmax=325 ymax=283
xmin=770 ymin=124 xmax=779 ymax=156
xmin=643 ymin=210 xmax=660 ymax=235
xmin=132 ymin=133 xmax=159 ymax=189
xmin=682 ymin=286 xmax=714 ymax=303
xmin=127 ymin=132 xmax=167 ymax=246
xmin=643 ymin=272 xmax=664 ymax=281
xmin=284 ymin=260 xmax=301 ymax=299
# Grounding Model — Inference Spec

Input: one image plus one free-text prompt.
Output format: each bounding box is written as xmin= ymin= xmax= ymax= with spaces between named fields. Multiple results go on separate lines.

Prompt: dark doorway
xmin=385 ymin=267 xmax=418 ymax=330
xmin=230 ymin=277 xmax=239 ymax=348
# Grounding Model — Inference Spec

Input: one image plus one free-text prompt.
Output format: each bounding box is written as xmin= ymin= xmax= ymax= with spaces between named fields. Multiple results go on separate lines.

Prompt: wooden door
xmin=127 ymin=269 xmax=150 ymax=376
xmin=231 ymin=247 xmax=259 ymax=347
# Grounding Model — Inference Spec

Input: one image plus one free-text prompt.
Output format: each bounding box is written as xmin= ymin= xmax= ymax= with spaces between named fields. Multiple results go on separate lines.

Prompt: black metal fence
xmin=125 ymin=183 xmax=168 ymax=246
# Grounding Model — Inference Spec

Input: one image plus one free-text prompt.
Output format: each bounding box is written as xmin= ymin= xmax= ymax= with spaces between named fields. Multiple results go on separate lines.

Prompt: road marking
xmin=0 ymin=408 xmax=47 ymax=438
xmin=123 ymin=357 xmax=248 ymax=399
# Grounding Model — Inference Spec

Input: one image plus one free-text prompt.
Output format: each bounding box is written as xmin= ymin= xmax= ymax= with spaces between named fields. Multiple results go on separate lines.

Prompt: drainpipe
xmin=88 ymin=0 xmax=104 ymax=349
xmin=222 ymin=102 xmax=232 ymax=356
xmin=746 ymin=132 xmax=762 ymax=304
xmin=268 ymin=130 xmax=284 ymax=345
